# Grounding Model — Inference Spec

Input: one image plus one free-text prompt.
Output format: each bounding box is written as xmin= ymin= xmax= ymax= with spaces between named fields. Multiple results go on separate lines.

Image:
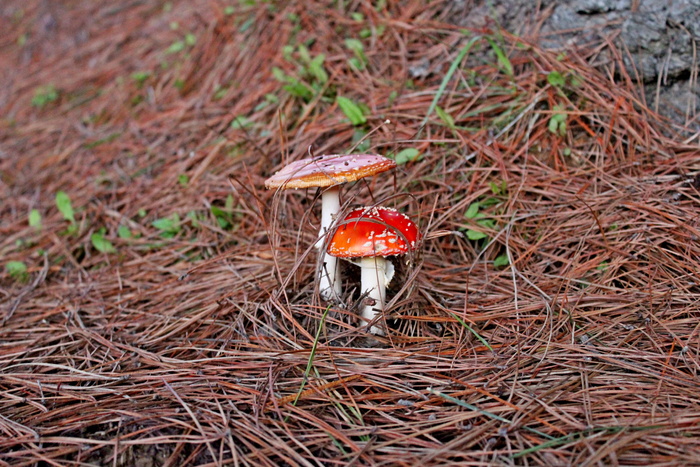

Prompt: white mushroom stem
xmin=359 ymin=256 xmax=391 ymax=335
xmin=317 ymin=186 xmax=341 ymax=300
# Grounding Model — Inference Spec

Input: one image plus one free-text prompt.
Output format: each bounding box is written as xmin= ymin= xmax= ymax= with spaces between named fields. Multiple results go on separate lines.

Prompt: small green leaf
xmin=393 ymin=148 xmax=421 ymax=165
xmin=568 ymin=73 xmax=583 ymax=88
xmin=152 ymin=217 xmax=175 ymax=231
xmin=152 ymin=213 xmax=181 ymax=237
xmin=494 ymin=254 xmax=510 ymax=268
xmin=283 ymin=82 xmax=314 ymax=101
xmin=347 ymin=57 xmax=363 ymax=71
xmin=186 ymin=210 xmax=201 ymax=228
xmin=345 ymin=38 xmax=366 ymax=59
xmin=547 ymin=71 xmax=566 ymax=88
xmin=435 ymin=105 xmax=456 ymax=129
xmin=5 ymin=261 xmax=28 ymax=282
xmin=336 ymin=96 xmax=367 ymax=125
xmin=184 ymin=33 xmax=196 ymax=46
xmin=91 ymin=231 xmax=116 ymax=253
xmin=548 ymin=112 xmax=567 ymax=137
xmin=238 ymin=17 xmax=254 ymax=32
xmin=64 ymin=224 xmax=78 ymax=236
xmin=31 ymin=85 xmax=59 ymax=108
xmin=297 ymin=44 xmax=311 ymax=64
xmin=480 ymin=197 xmax=501 ymax=207
xmin=224 ymin=5 xmax=235 ymax=15
xmin=213 ymin=86 xmax=228 ymax=100
xmin=166 ymin=40 xmax=185 ymax=54
xmin=477 ymin=218 xmax=496 ymax=229
xmin=29 ymin=209 xmax=42 ymax=229
xmin=281 ymin=45 xmax=295 ymax=61
xmin=178 ymin=174 xmax=189 ymax=187
xmin=55 ymin=191 xmax=75 ymax=223
xmin=308 ymin=54 xmax=328 ymax=83
xmin=131 ymin=71 xmax=151 ymax=86
xmin=117 ymin=225 xmax=132 ymax=239
xmin=558 ymin=121 xmax=567 ymax=137
xmin=488 ymin=180 xmax=507 ymax=196
xmin=272 ymin=67 xmax=288 ymax=82
xmin=466 ymin=229 xmax=488 ymax=241
xmin=464 ymin=202 xmax=480 ymax=219
xmin=230 ymin=116 xmax=253 ymax=129
xmin=211 ymin=206 xmax=231 ymax=229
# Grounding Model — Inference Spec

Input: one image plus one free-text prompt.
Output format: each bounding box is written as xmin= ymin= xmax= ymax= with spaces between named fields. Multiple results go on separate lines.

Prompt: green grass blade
xmin=512 ymin=425 xmax=662 ymax=459
xmin=291 ymin=305 xmax=331 ymax=408
xmin=486 ymin=37 xmax=514 ymax=77
xmin=429 ymin=389 xmax=553 ymax=440
xmin=420 ymin=35 xmax=481 ymax=132
xmin=448 ymin=312 xmax=493 ymax=352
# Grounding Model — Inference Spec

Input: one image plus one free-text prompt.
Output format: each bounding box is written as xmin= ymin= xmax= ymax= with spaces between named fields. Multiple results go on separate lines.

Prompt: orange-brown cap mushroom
xmin=264 ymin=154 xmax=396 ymax=190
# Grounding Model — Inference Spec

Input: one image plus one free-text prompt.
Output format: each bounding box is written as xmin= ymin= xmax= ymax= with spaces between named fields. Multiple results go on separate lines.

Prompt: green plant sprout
xmin=462 ymin=182 xmax=511 ymax=268
xmin=117 ymin=225 xmax=133 ymax=239
xmin=152 ymin=213 xmax=181 ymax=238
xmin=549 ymin=104 xmax=567 ymax=137
xmin=91 ymin=228 xmax=116 ymax=254
xmin=55 ymin=191 xmax=78 ymax=235
xmin=273 ymin=44 xmax=329 ymax=102
xmin=31 ymin=85 xmax=59 ymax=108
xmin=336 ymin=96 xmax=367 ymax=125
xmin=344 ymin=38 xmax=367 ymax=70
xmin=210 ymin=194 xmax=240 ymax=230
xmin=390 ymin=148 xmax=421 ymax=165
xmin=29 ymin=209 xmax=42 ymax=230
xmin=5 ymin=261 xmax=29 ymax=282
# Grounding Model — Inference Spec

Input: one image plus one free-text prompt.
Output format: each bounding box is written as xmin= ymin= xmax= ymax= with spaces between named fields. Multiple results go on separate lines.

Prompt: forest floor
xmin=2 ymin=1 xmax=700 ymax=465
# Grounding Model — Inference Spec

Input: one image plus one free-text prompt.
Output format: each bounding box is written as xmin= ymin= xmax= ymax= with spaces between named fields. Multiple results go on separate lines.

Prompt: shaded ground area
xmin=2 ymin=1 xmax=700 ymax=465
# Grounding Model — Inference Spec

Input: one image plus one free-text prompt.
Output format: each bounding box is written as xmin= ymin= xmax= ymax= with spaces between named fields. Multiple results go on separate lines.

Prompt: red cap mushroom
xmin=265 ymin=154 xmax=396 ymax=300
xmin=327 ymin=206 xmax=420 ymax=334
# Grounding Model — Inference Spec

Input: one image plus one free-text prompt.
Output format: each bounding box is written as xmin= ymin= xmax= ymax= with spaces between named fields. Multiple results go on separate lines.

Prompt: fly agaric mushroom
xmin=327 ymin=206 xmax=419 ymax=335
xmin=265 ymin=154 xmax=396 ymax=301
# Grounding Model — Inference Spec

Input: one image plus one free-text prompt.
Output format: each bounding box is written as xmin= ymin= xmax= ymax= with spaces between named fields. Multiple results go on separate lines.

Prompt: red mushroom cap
xmin=327 ymin=206 xmax=420 ymax=258
xmin=264 ymin=154 xmax=396 ymax=190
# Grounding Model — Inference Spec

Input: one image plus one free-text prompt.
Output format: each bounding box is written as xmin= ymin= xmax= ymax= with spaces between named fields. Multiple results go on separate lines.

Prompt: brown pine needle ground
xmin=2 ymin=1 xmax=700 ymax=465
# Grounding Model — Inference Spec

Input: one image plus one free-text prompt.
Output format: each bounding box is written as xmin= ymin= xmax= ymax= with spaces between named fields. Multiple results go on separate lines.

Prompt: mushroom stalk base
xmin=318 ymin=186 xmax=342 ymax=300
xmin=360 ymin=256 xmax=388 ymax=335
xmin=319 ymin=254 xmax=341 ymax=301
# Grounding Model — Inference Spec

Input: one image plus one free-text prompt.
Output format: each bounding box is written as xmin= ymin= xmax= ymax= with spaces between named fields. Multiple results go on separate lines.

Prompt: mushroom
xmin=327 ymin=206 xmax=420 ymax=335
xmin=264 ymin=154 xmax=396 ymax=300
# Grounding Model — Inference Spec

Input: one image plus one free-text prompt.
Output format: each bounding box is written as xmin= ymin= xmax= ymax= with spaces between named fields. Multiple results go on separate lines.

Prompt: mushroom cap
xmin=264 ymin=154 xmax=396 ymax=190
xmin=327 ymin=206 xmax=420 ymax=258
